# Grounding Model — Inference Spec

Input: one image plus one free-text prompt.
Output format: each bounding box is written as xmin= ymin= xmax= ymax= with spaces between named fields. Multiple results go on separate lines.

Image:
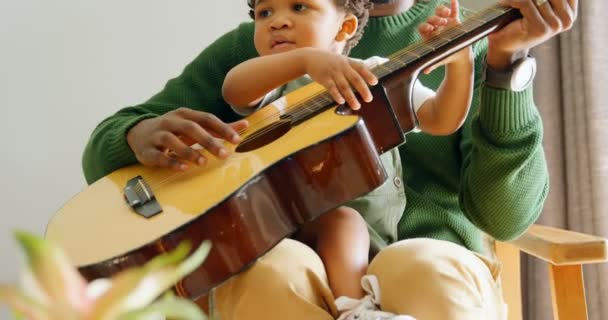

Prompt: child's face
xmin=252 ymin=0 xmax=347 ymax=56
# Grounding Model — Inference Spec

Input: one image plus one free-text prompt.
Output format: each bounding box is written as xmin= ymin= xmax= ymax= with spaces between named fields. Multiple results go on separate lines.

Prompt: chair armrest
xmin=508 ymin=224 xmax=608 ymax=265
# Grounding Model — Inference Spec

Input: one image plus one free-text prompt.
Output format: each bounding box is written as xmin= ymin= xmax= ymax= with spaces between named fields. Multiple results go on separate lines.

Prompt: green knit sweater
xmin=82 ymin=0 xmax=548 ymax=252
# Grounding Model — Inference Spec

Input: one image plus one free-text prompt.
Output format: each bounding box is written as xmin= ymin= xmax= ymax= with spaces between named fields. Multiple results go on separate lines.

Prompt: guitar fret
xmin=432 ymin=33 xmax=453 ymax=43
xmin=373 ymin=65 xmax=392 ymax=79
xmin=394 ymin=51 xmax=418 ymax=64
xmin=464 ymin=14 xmax=487 ymax=25
xmin=459 ymin=21 xmax=481 ymax=33
xmin=382 ymin=60 xmax=405 ymax=75
xmin=425 ymin=37 xmax=449 ymax=50
xmin=480 ymin=6 xmax=508 ymax=19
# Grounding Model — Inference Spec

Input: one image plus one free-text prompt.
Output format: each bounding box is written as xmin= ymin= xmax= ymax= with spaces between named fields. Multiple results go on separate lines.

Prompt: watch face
xmin=512 ymin=58 xmax=536 ymax=91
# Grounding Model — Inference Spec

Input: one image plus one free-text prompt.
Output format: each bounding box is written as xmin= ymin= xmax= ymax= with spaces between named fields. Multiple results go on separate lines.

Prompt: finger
xmin=224 ymin=120 xmax=248 ymax=144
xmin=224 ymin=120 xmax=249 ymax=143
xmin=419 ymin=23 xmax=432 ymax=33
xmin=208 ymin=119 xmax=249 ymax=142
xmin=535 ymin=0 xmax=563 ymax=32
xmin=547 ymin=0 xmax=577 ymax=30
xmin=501 ymin=0 xmax=547 ymax=34
xmin=418 ymin=23 xmax=435 ymax=38
xmin=180 ymin=124 xmax=230 ymax=160
xmin=334 ymin=73 xmax=360 ymax=110
xmin=327 ymin=83 xmax=346 ymax=105
xmin=435 ymin=5 xmax=450 ymax=17
xmin=142 ymin=148 xmax=190 ymax=171
xmin=346 ymin=65 xmax=373 ymax=103
xmin=351 ymin=62 xmax=378 ymax=86
xmin=450 ymin=0 xmax=459 ymax=19
xmin=427 ymin=16 xmax=448 ymax=28
xmin=178 ymin=108 xmax=242 ymax=145
xmin=154 ymin=131 xmax=206 ymax=165
xmin=229 ymin=119 xmax=250 ymax=134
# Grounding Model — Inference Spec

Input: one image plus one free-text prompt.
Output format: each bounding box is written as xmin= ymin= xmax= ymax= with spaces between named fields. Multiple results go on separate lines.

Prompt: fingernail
xmin=198 ymin=157 xmax=207 ymax=165
xmin=219 ymin=148 xmax=229 ymax=158
xmin=232 ymin=134 xmax=241 ymax=143
xmin=179 ymin=164 xmax=189 ymax=171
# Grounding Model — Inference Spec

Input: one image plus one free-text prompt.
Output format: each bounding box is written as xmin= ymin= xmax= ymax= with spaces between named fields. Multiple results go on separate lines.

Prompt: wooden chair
xmin=494 ymin=224 xmax=608 ymax=320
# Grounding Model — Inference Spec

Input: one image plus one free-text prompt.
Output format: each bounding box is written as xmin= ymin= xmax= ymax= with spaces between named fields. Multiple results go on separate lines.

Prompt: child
xmin=222 ymin=0 xmax=472 ymax=319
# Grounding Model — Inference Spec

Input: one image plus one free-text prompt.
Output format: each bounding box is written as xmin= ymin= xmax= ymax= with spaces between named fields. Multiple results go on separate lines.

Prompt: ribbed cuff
xmin=105 ymin=114 xmax=158 ymax=167
xmin=479 ymin=85 xmax=537 ymax=134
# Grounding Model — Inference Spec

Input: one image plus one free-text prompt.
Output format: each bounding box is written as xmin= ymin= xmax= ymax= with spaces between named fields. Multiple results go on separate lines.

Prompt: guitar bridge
xmin=124 ymin=176 xmax=162 ymax=218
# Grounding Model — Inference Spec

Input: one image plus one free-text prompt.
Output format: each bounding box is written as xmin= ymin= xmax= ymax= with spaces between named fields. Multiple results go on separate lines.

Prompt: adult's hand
xmin=127 ymin=107 xmax=249 ymax=171
xmin=487 ymin=0 xmax=577 ymax=70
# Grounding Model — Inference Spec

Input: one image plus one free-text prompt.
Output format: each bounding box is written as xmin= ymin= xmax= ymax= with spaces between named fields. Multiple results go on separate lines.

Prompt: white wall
xmin=0 ymin=0 xmax=248 ymax=316
xmin=0 ymin=0 xmax=484 ymax=317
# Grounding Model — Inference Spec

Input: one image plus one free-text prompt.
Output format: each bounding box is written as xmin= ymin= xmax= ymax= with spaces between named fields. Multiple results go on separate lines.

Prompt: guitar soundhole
xmin=236 ymin=119 xmax=293 ymax=153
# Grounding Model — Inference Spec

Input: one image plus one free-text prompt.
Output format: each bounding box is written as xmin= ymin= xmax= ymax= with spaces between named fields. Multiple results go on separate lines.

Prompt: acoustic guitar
xmin=46 ymin=4 xmax=521 ymax=300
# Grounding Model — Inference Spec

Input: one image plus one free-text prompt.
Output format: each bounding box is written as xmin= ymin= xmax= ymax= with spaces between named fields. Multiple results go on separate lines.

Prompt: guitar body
xmin=46 ymin=82 xmax=404 ymax=299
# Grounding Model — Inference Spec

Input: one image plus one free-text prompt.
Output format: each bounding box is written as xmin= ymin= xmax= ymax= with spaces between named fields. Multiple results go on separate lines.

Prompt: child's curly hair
xmin=247 ymin=0 xmax=373 ymax=55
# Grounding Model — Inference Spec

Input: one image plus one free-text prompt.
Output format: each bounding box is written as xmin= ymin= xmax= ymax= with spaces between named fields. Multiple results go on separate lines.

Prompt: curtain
xmin=524 ymin=1 xmax=608 ymax=319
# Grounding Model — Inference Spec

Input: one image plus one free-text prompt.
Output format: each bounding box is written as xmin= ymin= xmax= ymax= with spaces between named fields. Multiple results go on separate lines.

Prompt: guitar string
xmin=140 ymin=4 xmax=508 ymax=190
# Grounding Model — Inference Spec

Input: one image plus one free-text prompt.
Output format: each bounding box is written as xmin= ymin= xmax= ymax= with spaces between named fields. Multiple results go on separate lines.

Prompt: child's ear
xmin=335 ymin=14 xmax=358 ymax=41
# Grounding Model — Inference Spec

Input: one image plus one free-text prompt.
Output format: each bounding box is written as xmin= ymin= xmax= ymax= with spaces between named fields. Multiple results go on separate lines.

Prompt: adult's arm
xmin=82 ymin=23 xmax=257 ymax=184
xmin=458 ymin=0 xmax=576 ymax=240
xmin=458 ymin=42 xmax=548 ymax=242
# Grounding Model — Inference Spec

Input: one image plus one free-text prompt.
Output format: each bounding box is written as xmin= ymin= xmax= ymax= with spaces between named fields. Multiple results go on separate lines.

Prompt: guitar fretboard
xmin=375 ymin=4 xmax=514 ymax=78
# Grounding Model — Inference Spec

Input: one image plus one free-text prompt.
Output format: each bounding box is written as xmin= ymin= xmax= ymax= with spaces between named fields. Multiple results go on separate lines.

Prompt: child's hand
xmin=301 ymin=48 xmax=378 ymax=110
xmin=418 ymin=0 xmax=473 ymax=74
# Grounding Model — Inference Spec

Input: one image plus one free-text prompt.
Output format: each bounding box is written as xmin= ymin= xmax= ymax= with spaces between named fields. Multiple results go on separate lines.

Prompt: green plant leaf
xmin=0 ymin=285 xmax=49 ymax=320
xmin=14 ymin=231 xmax=88 ymax=311
xmin=90 ymin=241 xmax=211 ymax=319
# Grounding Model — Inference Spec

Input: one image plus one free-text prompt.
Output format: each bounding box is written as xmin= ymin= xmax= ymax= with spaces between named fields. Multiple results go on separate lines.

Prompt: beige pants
xmin=214 ymin=238 xmax=507 ymax=320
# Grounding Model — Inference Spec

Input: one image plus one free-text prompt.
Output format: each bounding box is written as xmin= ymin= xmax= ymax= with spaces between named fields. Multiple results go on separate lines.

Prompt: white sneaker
xmin=335 ymin=275 xmax=416 ymax=320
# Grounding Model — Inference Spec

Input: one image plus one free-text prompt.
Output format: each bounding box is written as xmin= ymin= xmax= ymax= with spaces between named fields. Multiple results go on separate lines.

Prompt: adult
xmin=81 ymin=0 xmax=577 ymax=319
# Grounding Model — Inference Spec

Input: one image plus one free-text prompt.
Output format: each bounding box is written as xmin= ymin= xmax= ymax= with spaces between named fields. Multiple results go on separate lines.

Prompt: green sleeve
xmin=458 ymin=42 xmax=549 ymax=241
xmin=82 ymin=23 xmax=257 ymax=184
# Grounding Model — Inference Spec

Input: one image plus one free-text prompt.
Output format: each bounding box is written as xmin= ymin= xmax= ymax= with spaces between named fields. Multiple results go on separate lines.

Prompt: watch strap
xmin=483 ymin=55 xmax=536 ymax=92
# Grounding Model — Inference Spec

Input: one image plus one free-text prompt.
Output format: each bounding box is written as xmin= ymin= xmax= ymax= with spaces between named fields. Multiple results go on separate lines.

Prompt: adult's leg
xmin=214 ymin=239 xmax=338 ymax=320
xmin=368 ymin=238 xmax=507 ymax=320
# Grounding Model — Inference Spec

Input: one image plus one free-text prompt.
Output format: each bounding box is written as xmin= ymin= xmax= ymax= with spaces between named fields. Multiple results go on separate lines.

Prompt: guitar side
xmin=45 ymin=83 xmax=395 ymax=299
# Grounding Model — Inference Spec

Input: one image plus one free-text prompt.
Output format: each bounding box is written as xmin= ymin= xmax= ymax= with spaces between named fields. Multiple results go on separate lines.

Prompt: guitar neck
xmin=285 ymin=4 xmax=521 ymax=128
xmin=374 ymin=5 xmax=522 ymax=80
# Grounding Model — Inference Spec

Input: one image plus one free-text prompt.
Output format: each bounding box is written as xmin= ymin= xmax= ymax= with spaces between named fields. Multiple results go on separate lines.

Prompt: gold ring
xmin=534 ymin=0 xmax=548 ymax=6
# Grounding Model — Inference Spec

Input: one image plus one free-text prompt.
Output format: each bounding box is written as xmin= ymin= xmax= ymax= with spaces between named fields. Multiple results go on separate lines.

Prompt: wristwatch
xmin=483 ymin=55 xmax=537 ymax=92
